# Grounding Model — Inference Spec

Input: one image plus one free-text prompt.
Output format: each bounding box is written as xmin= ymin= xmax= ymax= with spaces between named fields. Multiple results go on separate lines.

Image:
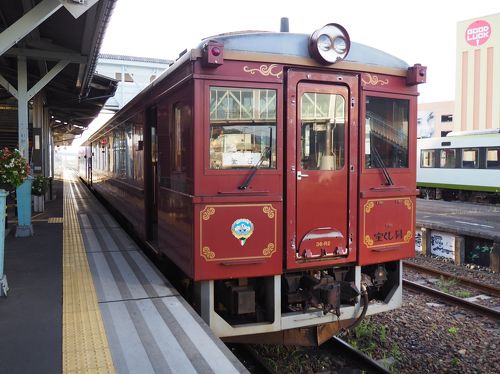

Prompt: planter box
xmin=33 ymin=195 xmax=44 ymax=212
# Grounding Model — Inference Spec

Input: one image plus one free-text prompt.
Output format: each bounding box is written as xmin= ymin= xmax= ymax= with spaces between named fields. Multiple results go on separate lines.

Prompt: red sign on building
xmin=466 ymin=20 xmax=491 ymax=46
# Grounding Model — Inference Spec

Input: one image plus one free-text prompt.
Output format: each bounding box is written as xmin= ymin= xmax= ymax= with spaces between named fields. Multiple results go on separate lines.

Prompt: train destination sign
xmin=466 ymin=20 xmax=491 ymax=46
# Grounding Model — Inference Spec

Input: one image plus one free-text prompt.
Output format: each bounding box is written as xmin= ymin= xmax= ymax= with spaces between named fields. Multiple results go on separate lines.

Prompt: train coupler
xmin=297 ymin=274 xmax=358 ymax=315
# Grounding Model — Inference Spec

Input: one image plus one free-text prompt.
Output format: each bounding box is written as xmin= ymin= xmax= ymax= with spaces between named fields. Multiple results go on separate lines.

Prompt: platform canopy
xmin=0 ymin=0 xmax=118 ymax=146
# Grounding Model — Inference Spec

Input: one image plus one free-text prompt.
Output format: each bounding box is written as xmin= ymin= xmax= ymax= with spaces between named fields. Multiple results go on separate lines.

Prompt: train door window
xmin=173 ymin=104 xmax=189 ymax=172
xmin=486 ymin=148 xmax=500 ymax=169
xmin=420 ymin=149 xmax=435 ymax=168
xmin=440 ymin=149 xmax=456 ymax=168
xmin=300 ymin=92 xmax=345 ymax=170
xmin=158 ymin=101 xmax=193 ymax=193
xmin=174 ymin=107 xmax=183 ymax=171
xmin=365 ymin=97 xmax=409 ymax=168
xmin=209 ymin=87 xmax=276 ymax=169
xmin=134 ymin=123 xmax=144 ymax=182
xmin=462 ymin=148 xmax=478 ymax=168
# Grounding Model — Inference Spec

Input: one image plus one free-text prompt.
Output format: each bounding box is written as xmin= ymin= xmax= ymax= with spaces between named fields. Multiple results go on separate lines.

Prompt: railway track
xmin=404 ymin=261 xmax=500 ymax=297
xmin=227 ymin=344 xmax=274 ymax=374
xmin=230 ymin=338 xmax=393 ymax=373
xmin=326 ymin=337 xmax=393 ymax=374
xmin=403 ymin=261 xmax=500 ymax=319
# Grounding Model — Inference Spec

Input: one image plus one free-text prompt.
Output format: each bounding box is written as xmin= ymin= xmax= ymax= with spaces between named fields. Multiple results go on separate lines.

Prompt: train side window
xmin=365 ymin=96 xmax=409 ymax=168
xmin=440 ymin=149 xmax=456 ymax=168
xmin=462 ymin=148 xmax=479 ymax=168
xmin=209 ymin=87 xmax=277 ymax=170
xmin=486 ymin=147 xmax=500 ymax=169
xmin=421 ymin=149 xmax=435 ymax=168
xmin=125 ymin=124 xmax=134 ymax=178
xmin=113 ymin=128 xmax=127 ymax=178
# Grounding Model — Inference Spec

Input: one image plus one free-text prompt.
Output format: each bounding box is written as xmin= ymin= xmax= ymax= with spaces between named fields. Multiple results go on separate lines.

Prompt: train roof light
xmin=407 ymin=63 xmax=427 ymax=85
xmin=202 ymin=40 xmax=224 ymax=67
xmin=309 ymin=23 xmax=350 ymax=64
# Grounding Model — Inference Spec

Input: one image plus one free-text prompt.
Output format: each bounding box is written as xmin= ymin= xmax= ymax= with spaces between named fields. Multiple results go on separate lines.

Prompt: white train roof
xmin=199 ymin=31 xmax=409 ymax=70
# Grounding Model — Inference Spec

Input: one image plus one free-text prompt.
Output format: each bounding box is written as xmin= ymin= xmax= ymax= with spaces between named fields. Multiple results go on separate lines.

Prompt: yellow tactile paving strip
xmin=62 ymin=178 xmax=115 ymax=374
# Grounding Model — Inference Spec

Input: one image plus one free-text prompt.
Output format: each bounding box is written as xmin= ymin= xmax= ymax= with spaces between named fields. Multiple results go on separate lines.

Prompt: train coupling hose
xmin=343 ymin=283 xmax=369 ymax=332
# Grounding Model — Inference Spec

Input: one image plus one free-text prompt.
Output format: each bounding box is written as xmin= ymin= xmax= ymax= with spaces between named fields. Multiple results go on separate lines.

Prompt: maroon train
xmin=80 ymin=22 xmax=426 ymax=345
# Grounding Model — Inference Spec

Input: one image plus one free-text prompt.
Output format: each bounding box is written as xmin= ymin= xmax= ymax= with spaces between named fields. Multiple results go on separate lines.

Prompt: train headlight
xmin=309 ymin=23 xmax=350 ymax=64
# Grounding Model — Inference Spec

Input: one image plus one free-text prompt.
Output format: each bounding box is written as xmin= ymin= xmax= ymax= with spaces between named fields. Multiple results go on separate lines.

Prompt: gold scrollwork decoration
xmin=404 ymin=199 xmax=413 ymax=210
xmin=201 ymin=246 xmax=216 ymax=260
xmin=364 ymin=201 xmax=375 ymax=213
xmin=361 ymin=73 xmax=389 ymax=86
xmin=263 ymin=205 xmax=276 ymax=219
xmin=404 ymin=231 xmax=413 ymax=242
xmin=262 ymin=243 xmax=276 ymax=256
xmin=364 ymin=235 xmax=374 ymax=246
xmin=243 ymin=64 xmax=283 ymax=79
xmin=202 ymin=207 xmax=215 ymax=221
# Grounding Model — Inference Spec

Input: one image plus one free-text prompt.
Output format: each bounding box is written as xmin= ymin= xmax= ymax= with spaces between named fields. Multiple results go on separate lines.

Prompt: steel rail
xmin=327 ymin=337 xmax=393 ymax=374
xmin=404 ymin=261 xmax=500 ymax=298
xmin=227 ymin=344 xmax=274 ymax=374
xmin=403 ymin=279 xmax=500 ymax=319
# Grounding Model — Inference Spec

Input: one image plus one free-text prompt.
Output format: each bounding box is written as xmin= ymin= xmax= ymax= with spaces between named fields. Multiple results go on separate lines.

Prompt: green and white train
xmin=417 ymin=129 xmax=500 ymax=203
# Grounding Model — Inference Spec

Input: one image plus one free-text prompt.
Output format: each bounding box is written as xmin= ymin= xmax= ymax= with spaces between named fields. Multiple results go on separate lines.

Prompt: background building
xmin=96 ymin=54 xmax=171 ymax=111
xmin=455 ymin=12 xmax=499 ymax=132
xmin=418 ymin=12 xmax=499 ymax=138
xmin=418 ymin=101 xmax=454 ymax=138
xmin=70 ymin=54 xmax=172 ymax=147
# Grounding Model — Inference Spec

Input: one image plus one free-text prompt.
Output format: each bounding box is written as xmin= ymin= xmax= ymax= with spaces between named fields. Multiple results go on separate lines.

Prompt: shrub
xmin=32 ymin=175 xmax=49 ymax=196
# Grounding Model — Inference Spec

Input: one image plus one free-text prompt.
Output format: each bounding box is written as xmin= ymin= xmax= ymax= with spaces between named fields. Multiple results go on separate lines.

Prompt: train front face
xmin=192 ymin=24 xmax=425 ymax=344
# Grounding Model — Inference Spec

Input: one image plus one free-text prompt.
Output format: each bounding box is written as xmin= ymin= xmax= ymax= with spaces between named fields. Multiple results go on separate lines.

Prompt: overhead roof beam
xmin=27 ymin=59 xmax=70 ymax=100
xmin=6 ymin=47 xmax=87 ymax=64
xmin=0 ymin=73 xmax=18 ymax=99
xmin=0 ymin=6 xmax=8 ymax=31
xmin=21 ymin=0 xmax=48 ymax=76
xmin=0 ymin=0 xmax=62 ymax=56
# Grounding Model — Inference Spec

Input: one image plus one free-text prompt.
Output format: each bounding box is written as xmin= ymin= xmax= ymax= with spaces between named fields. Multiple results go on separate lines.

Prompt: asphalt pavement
xmin=416 ymin=198 xmax=500 ymax=241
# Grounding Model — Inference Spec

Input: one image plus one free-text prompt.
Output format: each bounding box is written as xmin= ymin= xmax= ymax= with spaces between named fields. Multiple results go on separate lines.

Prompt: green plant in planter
xmin=32 ymin=175 xmax=49 ymax=196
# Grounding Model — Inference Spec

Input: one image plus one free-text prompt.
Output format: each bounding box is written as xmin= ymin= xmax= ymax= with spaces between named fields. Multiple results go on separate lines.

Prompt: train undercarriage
xmin=191 ymin=261 xmax=402 ymax=346
xmin=419 ymin=187 xmax=500 ymax=204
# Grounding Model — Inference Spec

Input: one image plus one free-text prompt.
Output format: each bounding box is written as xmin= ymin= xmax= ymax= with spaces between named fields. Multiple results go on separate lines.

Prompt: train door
xmin=286 ymin=70 xmax=358 ymax=270
xmin=145 ymin=107 xmax=158 ymax=245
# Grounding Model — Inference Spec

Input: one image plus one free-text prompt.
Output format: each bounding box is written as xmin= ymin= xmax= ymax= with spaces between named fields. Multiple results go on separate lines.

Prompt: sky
xmin=99 ymin=0 xmax=499 ymax=104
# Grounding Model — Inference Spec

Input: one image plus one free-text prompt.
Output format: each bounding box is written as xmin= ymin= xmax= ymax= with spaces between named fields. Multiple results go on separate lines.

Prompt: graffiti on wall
xmin=430 ymin=231 xmax=455 ymax=259
xmin=415 ymin=230 xmax=422 ymax=252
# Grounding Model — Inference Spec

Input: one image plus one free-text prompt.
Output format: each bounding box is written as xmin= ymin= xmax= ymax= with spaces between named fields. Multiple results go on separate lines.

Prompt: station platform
xmin=0 ymin=172 xmax=247 ymax=374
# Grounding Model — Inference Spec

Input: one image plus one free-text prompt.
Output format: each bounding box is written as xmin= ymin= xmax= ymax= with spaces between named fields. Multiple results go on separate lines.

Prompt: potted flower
xmin=32 ymin=175 xmax=49 ymax=212
xmin=0 ymin=147 xmax=30 ymax=192
xmin=0 ymin=148 xmax=30 ymax=294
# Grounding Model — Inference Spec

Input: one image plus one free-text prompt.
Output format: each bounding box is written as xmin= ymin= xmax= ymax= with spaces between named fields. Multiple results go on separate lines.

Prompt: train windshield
xmin=365 ymin=96 xmax=409 ymax=169
xmin=209 ymin=87 xmax=277 ymax=170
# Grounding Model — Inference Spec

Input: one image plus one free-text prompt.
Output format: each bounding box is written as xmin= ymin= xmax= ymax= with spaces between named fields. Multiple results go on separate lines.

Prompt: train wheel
xmin=458 ymin=190 xmax=471 ymax=202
